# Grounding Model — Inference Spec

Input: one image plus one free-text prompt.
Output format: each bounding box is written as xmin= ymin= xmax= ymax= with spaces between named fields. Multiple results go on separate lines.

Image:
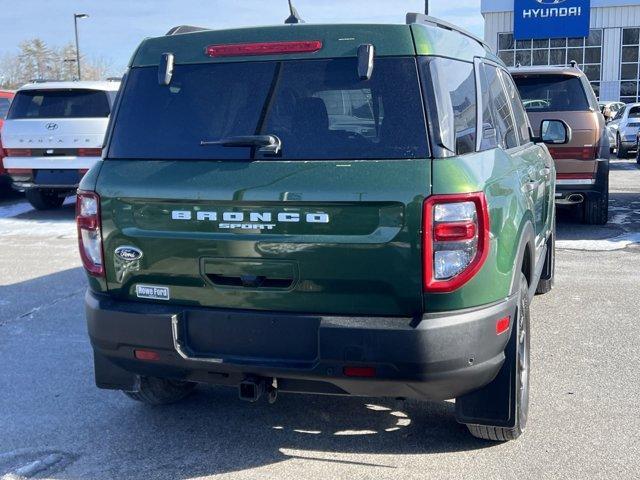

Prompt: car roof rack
xmin=406 ymin=13 xmax=490 ymax=52
xmin=165 ymin=25 xmax=209 ymax=36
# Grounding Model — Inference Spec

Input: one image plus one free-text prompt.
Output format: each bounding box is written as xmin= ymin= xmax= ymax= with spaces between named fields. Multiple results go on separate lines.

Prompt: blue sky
xmin=0 ymin=1 xmax=483 ymax=75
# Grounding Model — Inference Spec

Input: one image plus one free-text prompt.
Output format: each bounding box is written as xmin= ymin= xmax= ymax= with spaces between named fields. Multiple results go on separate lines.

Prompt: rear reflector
xmin=206 ymin=40 xmax=323 ymax=58
xmin=134 ymin=349 xmax=161 ymax=361
xmin=343 ymin=366 xmax=376 ymax=378
xmin=496 ymin=316 xmax=511 ymax=335
xmin=78 ymin=148 xmax=102 ymax=157
xmin=5 ymin=149 xmax=32 ymax=157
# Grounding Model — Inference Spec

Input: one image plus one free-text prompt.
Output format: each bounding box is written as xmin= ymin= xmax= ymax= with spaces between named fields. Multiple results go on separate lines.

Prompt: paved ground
xmin=1 ymin=160 xmax=639 ymax=480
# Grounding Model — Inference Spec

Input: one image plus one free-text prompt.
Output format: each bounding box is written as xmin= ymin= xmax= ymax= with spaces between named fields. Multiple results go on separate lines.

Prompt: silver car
xmin=606 ymin=102 xmax=640 ymax=158
xmin=1 ymin=80 xmax=120 ymax=209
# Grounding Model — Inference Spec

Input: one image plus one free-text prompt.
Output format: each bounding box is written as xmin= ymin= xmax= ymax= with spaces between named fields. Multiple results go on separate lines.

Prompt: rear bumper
xmin=86 ymin=290 xmax=518 ymax=401
xmin=5 ymin=156 xmax=99 ymax=189
xmin=555 ymin=158 xmax=609 ymax=201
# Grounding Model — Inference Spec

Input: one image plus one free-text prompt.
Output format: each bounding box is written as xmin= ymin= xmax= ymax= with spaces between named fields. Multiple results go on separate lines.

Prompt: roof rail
xmin=165 ymin=25 xmax=209 ymax=36
xmin=406 ymin=13 xmax=490 ymax=52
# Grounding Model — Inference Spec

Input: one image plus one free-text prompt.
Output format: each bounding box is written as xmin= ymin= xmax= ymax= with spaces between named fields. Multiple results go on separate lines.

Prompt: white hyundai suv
xmin=1 ymin=80 xmax=120 ymax=209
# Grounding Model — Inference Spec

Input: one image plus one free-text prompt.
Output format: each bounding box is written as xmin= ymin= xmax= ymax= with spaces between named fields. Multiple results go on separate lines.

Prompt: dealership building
xmin=482 ymin=0 xmax=640 ymax=101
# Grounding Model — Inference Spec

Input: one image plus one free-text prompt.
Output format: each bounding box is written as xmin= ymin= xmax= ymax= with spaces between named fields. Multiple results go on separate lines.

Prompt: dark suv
xmin=79 ymin=14 xmax=567 ymax=441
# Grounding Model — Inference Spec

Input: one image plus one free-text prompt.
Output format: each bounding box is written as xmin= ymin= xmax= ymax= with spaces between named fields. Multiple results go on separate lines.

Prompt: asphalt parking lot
xmin=1 ymin=159 xmax=639 ymax=480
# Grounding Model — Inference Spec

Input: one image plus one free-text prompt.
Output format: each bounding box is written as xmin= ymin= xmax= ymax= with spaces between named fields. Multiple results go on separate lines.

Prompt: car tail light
xmin=76 ymin=191 xmax=104 ymax=277
xmin=5 ymin=148 xmax=32 ymax=157
xmin=206 ymin=40 xmax=323 ymax=58
xmin=423 ymin=192 xmax=490 ymax=293
xmin=547 ymin=146 xmax=597 ymax=160
xmin=78 ymin=148 xmax=102 ymax=157
xmin=7 ymin=168 xmax=33 ymax=177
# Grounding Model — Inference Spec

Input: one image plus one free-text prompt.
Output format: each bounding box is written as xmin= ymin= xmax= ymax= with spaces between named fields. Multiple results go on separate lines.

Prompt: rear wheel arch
xmin=509 ymin=221 xmax=535 ymax=297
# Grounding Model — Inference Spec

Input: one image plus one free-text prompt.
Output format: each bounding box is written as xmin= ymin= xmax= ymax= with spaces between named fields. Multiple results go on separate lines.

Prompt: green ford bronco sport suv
xmin=78 ymin=14 xmax=567 ymax=441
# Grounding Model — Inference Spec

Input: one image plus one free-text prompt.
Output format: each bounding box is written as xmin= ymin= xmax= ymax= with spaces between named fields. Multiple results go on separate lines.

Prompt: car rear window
xmin=513 ymin=75 xmax=590 ymax=112
xmin=7 ymin=89 xmax=111 ymax=119
xmin=108 ymin=57 xmax=428 ymax=160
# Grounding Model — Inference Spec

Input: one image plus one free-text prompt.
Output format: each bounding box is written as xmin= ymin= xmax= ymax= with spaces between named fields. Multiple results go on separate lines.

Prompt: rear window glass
xmin=8 ymin=89 xmax=111 ymax=119
xmin=109 ymin=58 xmax=428 ymax=160
xmin=513 ymin=75 xmax=590 ymax=112
xmin=628 ymin=106 xmax=640 ymax=118
xmin=0 ymin=98 xmax=11 ymax=119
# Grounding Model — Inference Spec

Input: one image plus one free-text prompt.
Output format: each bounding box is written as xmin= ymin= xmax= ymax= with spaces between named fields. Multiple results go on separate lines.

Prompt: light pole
xmin=425 ymin=1 xmax=429 ymax=15
xmin=74 ymin=13 xmax=88 ymax=80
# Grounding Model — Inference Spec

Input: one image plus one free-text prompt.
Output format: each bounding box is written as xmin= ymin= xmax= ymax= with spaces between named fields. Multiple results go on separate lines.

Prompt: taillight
xmin=423 ymin=192 xmax=490 ymax=293
xmin=76 ymin=191 xmax=104 ymax=277
xmin=7 ymin=168 xmax=33 ymax=177
xmin=5 ymin=148 xmax=32 ymax=157
xmin=547 ymin=146 xmax=597 ymax=160
xmin=205 ymin=40 xmax=323 ymax=58
xmin=77 ymin=148 xmax=102 ymax=157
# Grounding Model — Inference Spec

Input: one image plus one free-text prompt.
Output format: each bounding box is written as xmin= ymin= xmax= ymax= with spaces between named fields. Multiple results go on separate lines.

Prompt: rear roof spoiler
xmin=406 ymin=13 xmax=490 ymax=52
xmin=165 ymin=25 xmax=209 ymax=36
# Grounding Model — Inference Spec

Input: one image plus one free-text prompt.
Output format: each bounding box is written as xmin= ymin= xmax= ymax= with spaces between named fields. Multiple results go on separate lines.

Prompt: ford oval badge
xmin=114 ymin=246 xmax=143 ymax=262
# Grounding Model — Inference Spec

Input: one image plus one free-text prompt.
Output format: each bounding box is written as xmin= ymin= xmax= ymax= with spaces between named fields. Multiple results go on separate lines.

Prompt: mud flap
xmin=94 ymin=352 xmax=140 ymax=392
xmin=454 ymin=323 xmax=518 ymax=428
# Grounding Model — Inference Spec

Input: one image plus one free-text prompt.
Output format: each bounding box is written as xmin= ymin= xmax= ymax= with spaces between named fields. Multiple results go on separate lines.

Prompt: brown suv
xmin=511 ymin=66 xmax=609 ymax=225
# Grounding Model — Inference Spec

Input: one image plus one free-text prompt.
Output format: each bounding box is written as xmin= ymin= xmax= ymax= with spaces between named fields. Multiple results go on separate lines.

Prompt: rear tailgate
xmin=98 ymin=158 xmax=429 ymax=316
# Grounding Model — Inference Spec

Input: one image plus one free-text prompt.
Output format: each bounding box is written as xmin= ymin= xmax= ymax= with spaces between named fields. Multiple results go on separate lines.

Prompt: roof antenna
xmin=285 ymin=0 xmax=305 ymax=24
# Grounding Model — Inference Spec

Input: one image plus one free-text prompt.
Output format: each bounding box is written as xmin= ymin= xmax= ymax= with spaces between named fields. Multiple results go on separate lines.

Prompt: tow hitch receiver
xmin=239 ymin=377 xmax=266 ymax=402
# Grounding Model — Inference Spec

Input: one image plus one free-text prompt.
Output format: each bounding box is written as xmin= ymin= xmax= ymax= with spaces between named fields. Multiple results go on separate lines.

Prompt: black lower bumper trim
xmin=86 ymin=291 xmax=518 ymax=400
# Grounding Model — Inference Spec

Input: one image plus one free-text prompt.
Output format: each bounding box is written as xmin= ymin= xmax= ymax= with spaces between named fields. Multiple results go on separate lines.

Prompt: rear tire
xmin=583 ymin=189 xmax=609 ymax=225
xmin=616 ymin=134 xmax=627 ymax=158
xmin=25 ymin=189 xmax=65 ymax=210
xmin=465 ymin=273 xmax=531 ymax=441
xmin=124 ymin=377 xmax=196 ymax=405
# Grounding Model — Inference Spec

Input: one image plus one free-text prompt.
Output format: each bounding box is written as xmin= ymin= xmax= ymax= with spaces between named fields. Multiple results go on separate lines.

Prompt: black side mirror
xmin=535 ymin=119 xmax=572 ymax=145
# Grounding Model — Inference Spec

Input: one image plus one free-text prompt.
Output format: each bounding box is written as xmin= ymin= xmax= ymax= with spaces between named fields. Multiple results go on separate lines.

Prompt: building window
xmin=498 ymin=30 xmax=603 ymax=98
xmin=620 ymin=28 xmax=640 ymax=102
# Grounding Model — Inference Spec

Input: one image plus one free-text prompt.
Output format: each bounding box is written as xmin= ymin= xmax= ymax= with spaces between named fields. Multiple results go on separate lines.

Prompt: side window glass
xmin=478 ymin=64 xmax=498 ymax=151
xmin=501 ymin=70 xmax=531 ymax=144
xmin=428 ymin=58 xmax=477 ymax=155
xmin=484 ymin=65 xmax=518 ymax=149
xmin=614 ymin=106 xmax=625 ymax=120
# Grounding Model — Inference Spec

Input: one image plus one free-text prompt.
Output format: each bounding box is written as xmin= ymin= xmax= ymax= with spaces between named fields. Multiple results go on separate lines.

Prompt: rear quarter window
xmin=8 ymin=89 xmax=111 ymax=119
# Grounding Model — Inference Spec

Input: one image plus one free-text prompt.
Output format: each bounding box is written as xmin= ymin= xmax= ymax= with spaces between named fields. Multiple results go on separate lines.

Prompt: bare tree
xmin=0 ymin=38 xmax=116 ymax=89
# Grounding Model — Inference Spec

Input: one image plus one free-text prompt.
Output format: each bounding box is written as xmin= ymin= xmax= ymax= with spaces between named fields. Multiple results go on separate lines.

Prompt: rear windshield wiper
xmin=200 ymin=135 xmax=281 ymax=154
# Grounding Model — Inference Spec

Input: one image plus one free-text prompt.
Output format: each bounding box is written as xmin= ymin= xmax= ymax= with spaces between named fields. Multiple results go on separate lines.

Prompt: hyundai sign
xmin=514 ymin=0 xmax=591 ymax=40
